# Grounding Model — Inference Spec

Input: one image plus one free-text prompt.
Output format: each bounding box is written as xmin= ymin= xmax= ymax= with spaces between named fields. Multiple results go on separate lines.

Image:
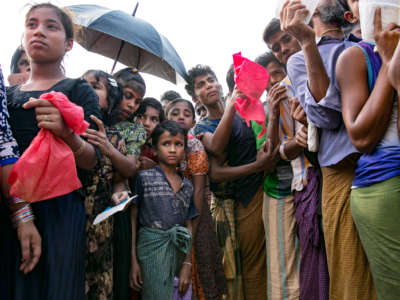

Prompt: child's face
xmin=24 ymin=7 xmax=73 ymax=63
xmin=139 ymin=106 xmax=161 ymax=140
xmin=83 ymin=73 xmax=108 ymax=110
xmin=119 ymin=87 xmax=143 ymax=120
xmin=154 ymin=131 xmax=185 ymax=166
xmin=167 ymin=102 xmax=195 ymax=131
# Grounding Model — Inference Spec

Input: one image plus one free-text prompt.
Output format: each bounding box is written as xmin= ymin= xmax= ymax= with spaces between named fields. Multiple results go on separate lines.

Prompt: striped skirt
xmin=264 ymin=193 xmax=300 ymax=300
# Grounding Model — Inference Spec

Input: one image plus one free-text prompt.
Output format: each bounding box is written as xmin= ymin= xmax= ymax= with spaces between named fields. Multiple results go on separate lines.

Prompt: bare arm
xmin=337 ymin=46 xmax=394 ymax=153
xmin=281 ymin=0 xmax=330 ymax=103
xmin=191 ymin=174 xmax=205 ymax=238
xmin=206 ymin=101 xmax=236 ymax=158
xmin=209 ymin=140 xmax=279 ymax=183
xmin=130 ymin=205 xmax=142 ymax=291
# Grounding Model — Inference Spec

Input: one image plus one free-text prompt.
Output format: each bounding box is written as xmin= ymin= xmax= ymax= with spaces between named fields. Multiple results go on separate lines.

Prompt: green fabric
xmin=250 ymin=119 xmax=292 ymax=199
xmin=112 ymin=121 xmax=146 ymax=158
xmin=351 ymin=176 xmax=400 ymax=300
xmin=137 ymin=225 xmax=191 ymax=300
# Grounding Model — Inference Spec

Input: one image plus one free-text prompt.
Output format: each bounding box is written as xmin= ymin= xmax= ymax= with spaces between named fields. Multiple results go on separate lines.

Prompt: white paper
xmin=359 ymin=0 xmax=400 ymax=42
xmin=93 ymin=195 xmax=137 ymax=225
xmin=275 ymin=0 xmax=320 ymax=24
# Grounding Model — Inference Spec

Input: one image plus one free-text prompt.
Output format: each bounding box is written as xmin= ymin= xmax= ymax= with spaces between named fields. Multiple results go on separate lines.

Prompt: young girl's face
xmin=119 ymin=87 xmax=143 ymax=120
xmin=139 ymin=106 xmax=161 ymax=140
xmin=17 ymin=52 xmax=30 ymax=74
xmin=24 ymin=7 xmax=72 ymax=63
xmin=83 ymin=73 xmax=108 ymax=110
xmin=167 ymin=102 xmax=195 ymax=131
xmin=154 ymin=131 xmax=185 ymax=166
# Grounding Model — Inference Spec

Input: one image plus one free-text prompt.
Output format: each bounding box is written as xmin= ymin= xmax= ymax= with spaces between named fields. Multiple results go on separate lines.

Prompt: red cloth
xmin=233 ymin=52 xmax=269 ymax=137
xmin=8 ymin=91 xmax=89 ymax=202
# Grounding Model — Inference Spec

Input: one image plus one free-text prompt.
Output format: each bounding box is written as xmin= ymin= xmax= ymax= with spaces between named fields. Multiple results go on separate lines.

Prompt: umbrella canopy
xmin=67 ymin=4 xmax=188 ymax=83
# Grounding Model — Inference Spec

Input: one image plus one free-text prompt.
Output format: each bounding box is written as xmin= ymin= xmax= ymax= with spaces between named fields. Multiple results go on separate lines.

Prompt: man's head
xmin=313 ymin=0 xmax=348 ymax=28
xmin=263 ymin=18 xmax=301 ymax=65
xmin=185 ymin=65 xmax=223 ymax=108
xmin=255 ymin=52 xmax=287 ymax=91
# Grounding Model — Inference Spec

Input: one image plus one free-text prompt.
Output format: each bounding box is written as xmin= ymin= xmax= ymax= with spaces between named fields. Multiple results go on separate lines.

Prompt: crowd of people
xmin=0 ymin=0 xmax=399 ymax=300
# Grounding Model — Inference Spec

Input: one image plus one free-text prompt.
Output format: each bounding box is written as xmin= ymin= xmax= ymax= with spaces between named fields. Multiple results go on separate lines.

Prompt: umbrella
xmin=67 ymin=4 xmax=188 ymax=83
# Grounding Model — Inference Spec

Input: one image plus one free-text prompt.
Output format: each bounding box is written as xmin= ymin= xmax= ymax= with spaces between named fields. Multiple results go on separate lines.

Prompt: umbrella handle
xmin=111 ymin=2 xmax=139 ymax=73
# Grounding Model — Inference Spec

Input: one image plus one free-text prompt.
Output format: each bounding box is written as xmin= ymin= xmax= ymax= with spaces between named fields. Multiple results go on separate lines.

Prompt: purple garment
xmin=173 ymin=277 xmax=192 ymax=300
xmin=293 ymin=167 xmax=329 ymax=300
xmin=287 ymin=35 xmax=360 ymax=167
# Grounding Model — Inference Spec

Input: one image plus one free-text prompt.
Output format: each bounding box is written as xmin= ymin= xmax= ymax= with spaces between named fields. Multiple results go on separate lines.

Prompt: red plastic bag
xmin=8 ymin=91 xmax=89 ymax=202
xmin=233 ymin=52 xmax=270 ymax=138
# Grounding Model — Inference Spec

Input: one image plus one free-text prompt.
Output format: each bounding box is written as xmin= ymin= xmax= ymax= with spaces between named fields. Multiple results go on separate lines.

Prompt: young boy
xmin=130 ymin=121 xmax=198 ymax=300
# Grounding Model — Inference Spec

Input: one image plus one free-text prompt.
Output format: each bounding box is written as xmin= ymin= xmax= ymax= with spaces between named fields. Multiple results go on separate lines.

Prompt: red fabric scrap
xmin=8 ymin=91 xmax=89 ymax=202
xmin=233 ymin=52 xmax=269 ymax=138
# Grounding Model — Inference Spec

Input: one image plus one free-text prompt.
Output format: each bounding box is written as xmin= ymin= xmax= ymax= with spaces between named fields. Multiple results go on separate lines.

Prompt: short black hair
xmin=263 ymin=18 xmax=281 ymax=45
xmin=82 ymin=69 xmax=123 ymax=126
xmin=113 ymin=67 xmax=146 ymax=97
xmin=185 ymin=64 xmax=217 ymax=98
xmin=165 ymin=98 xmax=196 ymax=121
xmin=10 ymin=46 xmax=25 ymax=74
xmin=136 ymin=97 xmax=165 ymax=122
xmin=255 ymin=51 xmax=282 ymax=69
xmin=151 ymin=120 xmax=187 ymax=150
xmin=160 ymin=90 xmax=181 ymax=102
xmin=226 ymin=64 xmax=235 ymax=94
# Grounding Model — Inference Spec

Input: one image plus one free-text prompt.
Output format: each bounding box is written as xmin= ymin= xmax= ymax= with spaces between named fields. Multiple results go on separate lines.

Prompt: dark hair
xmin=165 ymin=98 xmax=195 ymax=121
xmin=151 ymin=120 xmax=187 ymax=150
xmin=113 ymin=67 xmax=146 ymax=97
xmin=136 ymin=97 xmax=165 ymax=122
xmin=255 ymin=51 xmax=282 ymax=69
xmin=336 ymin=0 xmax=350 ymax=12
xmin=160 ymin=90 xmax=181 ymax=102
xmin=10 ymin=46 xmax=26 ymax=74
xmin=185 ymin=64 xmax=217 ymax=98
xmin=82 ymin=69 xmax=123 ymax=126
xmin=263 ymin=18 xmax=281 ymax=45
xmin=26 ymin=3 xmax=75 ymax=40
xmin=226 ymin=64 xmax=235 ymax=94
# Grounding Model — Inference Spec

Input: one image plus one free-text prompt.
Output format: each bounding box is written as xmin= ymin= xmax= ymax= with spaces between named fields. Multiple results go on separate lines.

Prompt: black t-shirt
xmin=7 ymin=78 xmax=100 ymax=153
xmin=227 ymin=114 xmax=263 ymax=207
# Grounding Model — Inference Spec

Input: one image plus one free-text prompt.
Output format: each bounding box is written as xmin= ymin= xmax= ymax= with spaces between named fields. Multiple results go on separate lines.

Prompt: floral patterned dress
xmin=85 ymin=127 xmax=127 ymax=300
xmin=180 ymin=137 xmax=227 ymax=300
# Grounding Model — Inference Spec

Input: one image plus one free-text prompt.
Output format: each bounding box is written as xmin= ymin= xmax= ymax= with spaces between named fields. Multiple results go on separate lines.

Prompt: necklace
xmin=320 ymin=28 xmax=342 ymax=36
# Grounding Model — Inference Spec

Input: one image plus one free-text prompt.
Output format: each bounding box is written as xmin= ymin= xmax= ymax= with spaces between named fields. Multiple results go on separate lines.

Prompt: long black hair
xmin=82 ymin=69 xmax=123 ymax=126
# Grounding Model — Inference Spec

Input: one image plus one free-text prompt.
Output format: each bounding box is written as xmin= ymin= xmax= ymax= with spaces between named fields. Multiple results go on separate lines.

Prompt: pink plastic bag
xmin=233 ymin=52 xmax=270 ymax=137
xmin=173 ymin=276 xmax=192 ymax=300
xmin=8 ymin=91 xmax=89 ymax=202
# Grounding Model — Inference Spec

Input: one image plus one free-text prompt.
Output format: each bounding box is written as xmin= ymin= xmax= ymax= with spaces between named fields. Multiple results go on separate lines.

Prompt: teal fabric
xmin=137 ymin=225 xmax=192 ymax=300
xmin=351 ymin=177 xmax=400 ymax=300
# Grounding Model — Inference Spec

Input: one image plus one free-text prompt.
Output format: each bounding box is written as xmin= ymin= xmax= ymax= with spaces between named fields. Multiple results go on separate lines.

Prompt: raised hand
xmin=374 ymin=7 xmax=400 ymax=66
xmin=289 ymin=97 xmax=308 ymax=125
xmin=267 ymin=84 xmax=288 ymax=118
xmin=280 ymin=0 xmax=315 ymax=45
xmin=82 ymin=115 xmax=114 ymax=157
